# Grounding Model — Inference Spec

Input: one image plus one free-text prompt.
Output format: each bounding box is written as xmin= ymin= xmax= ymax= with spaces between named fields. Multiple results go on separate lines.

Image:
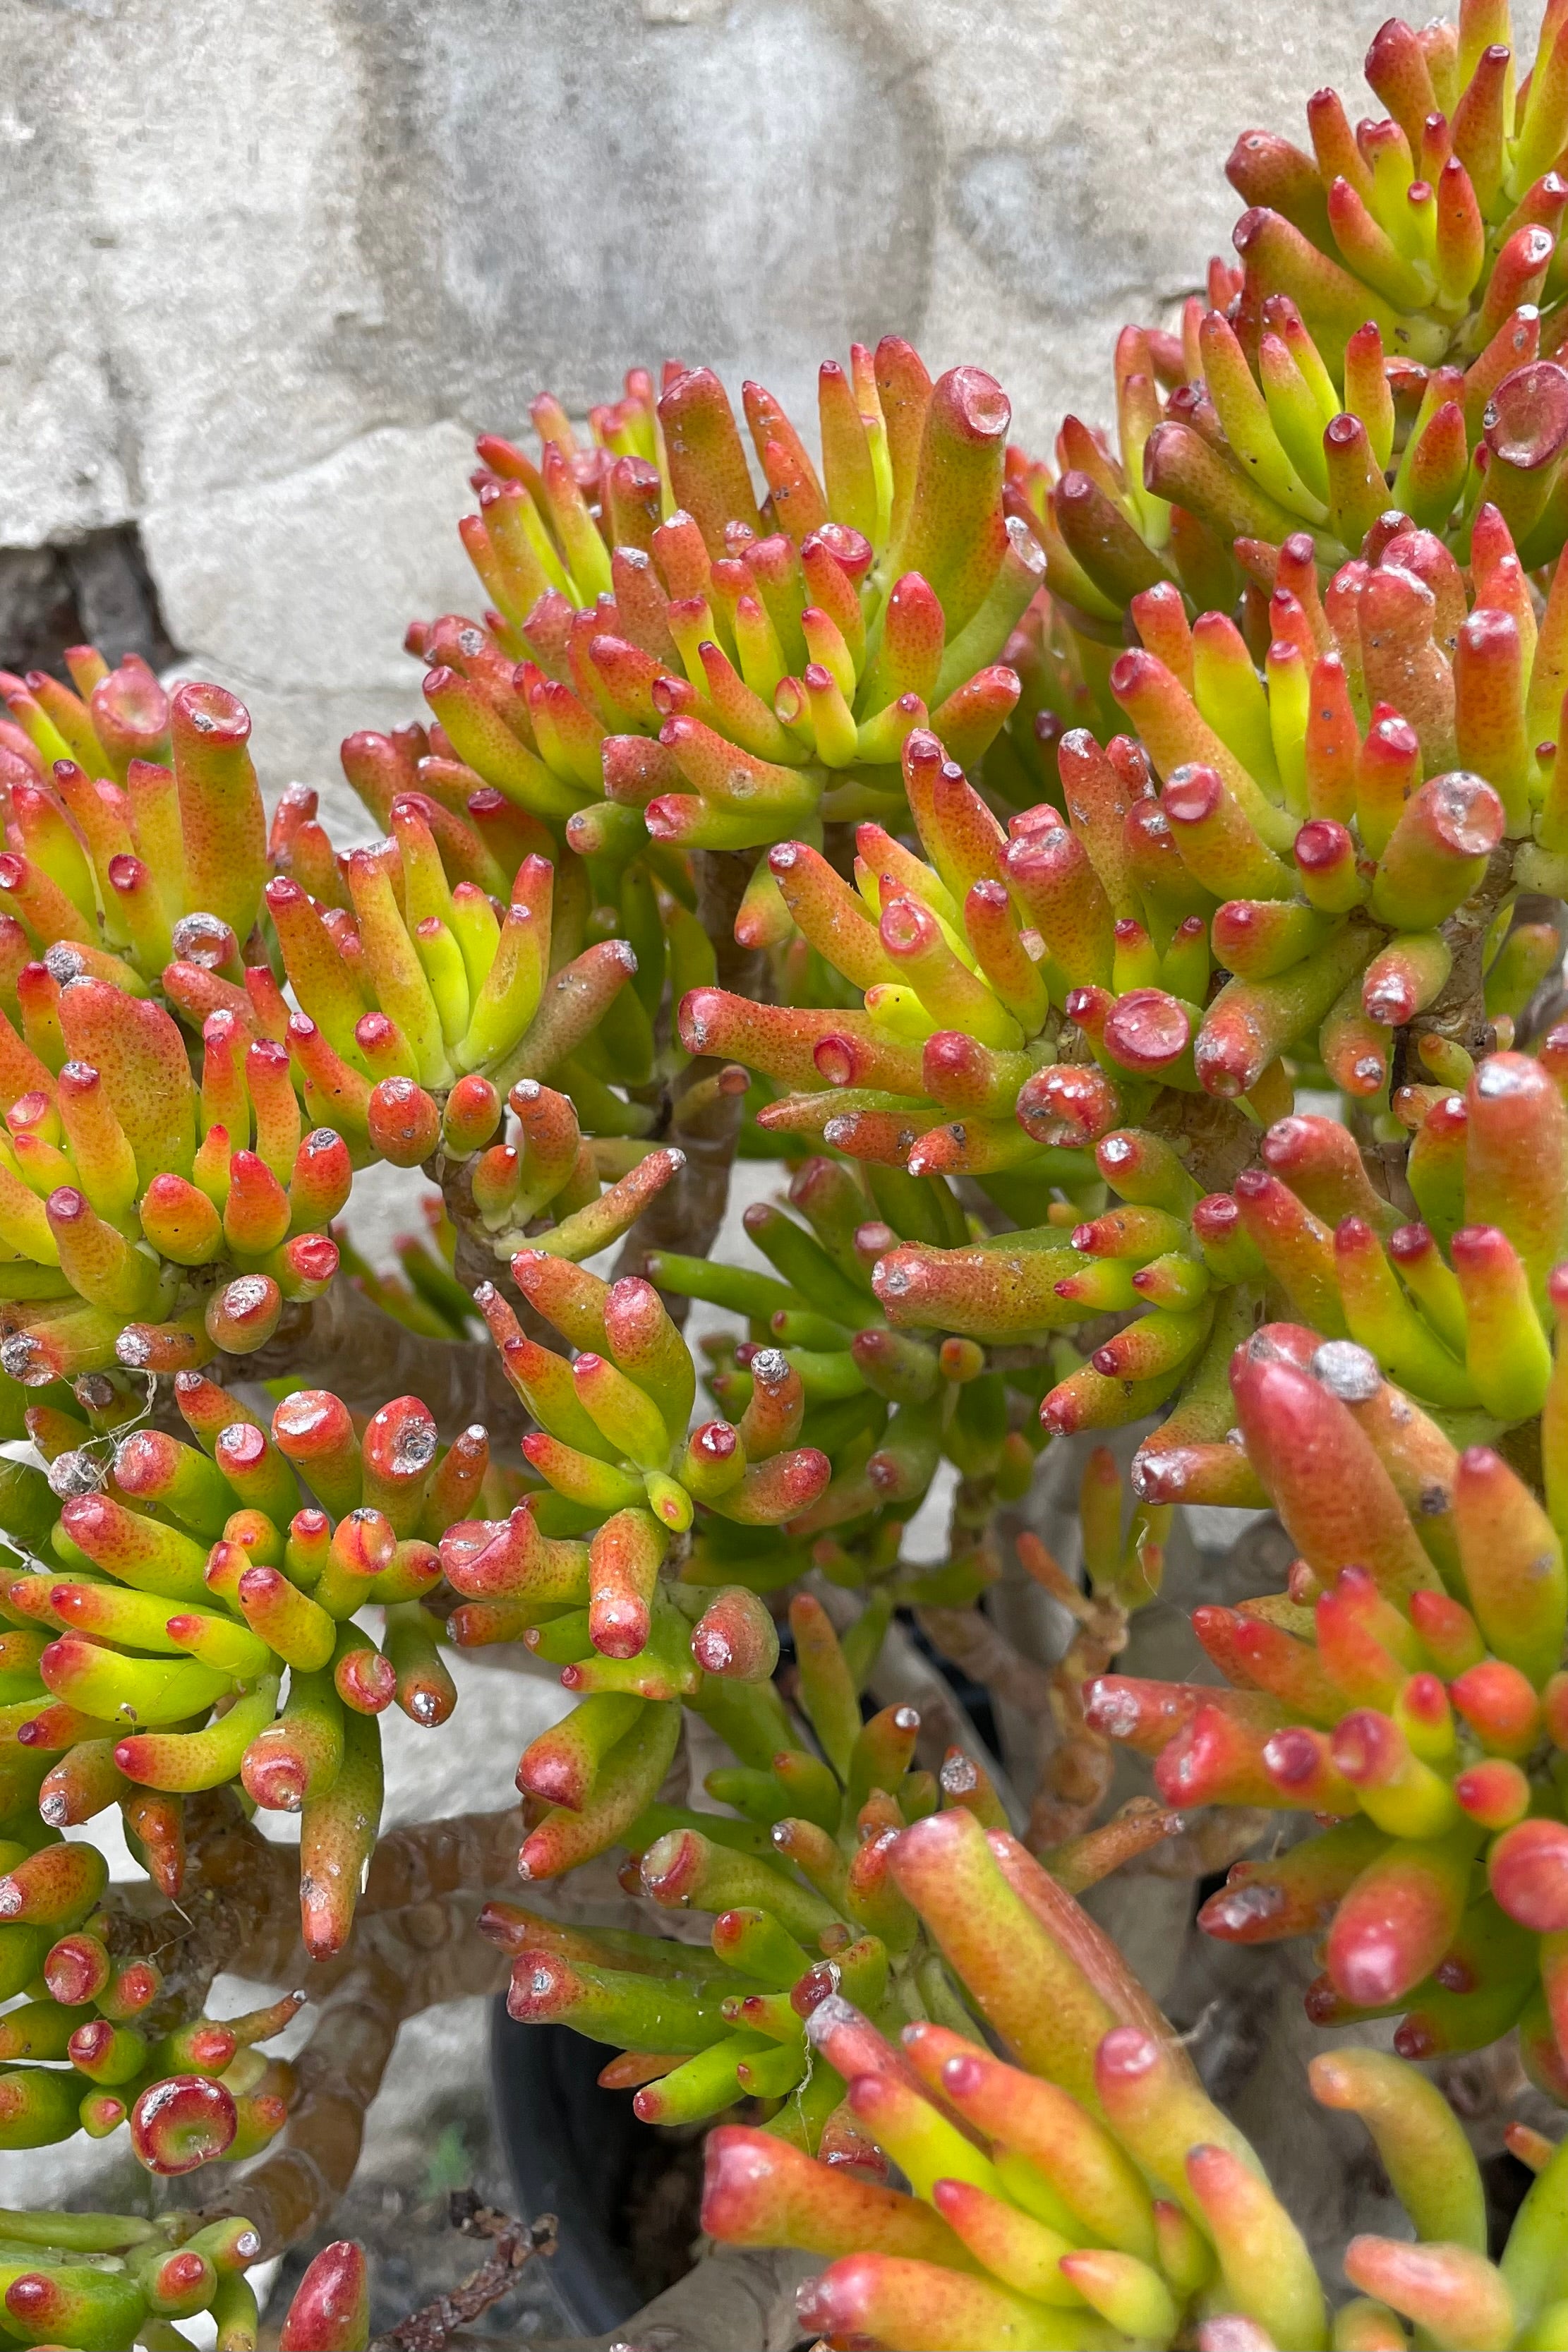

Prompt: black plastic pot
xmin=489 ymin=1998 xmax=670 ymax=2339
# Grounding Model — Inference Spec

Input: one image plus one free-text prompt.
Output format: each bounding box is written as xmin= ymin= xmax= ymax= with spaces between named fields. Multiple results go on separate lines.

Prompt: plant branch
xmin=200 ymin=1892 xmax=510 ymax=2258
xmin=360 ymin=1805 xmax=526 ymax=1914
xmin=538 ymin=2244 xmax=817 ymax=2352
xmin=912 ymin=1604 xmax=1058 ymax=1719
xmin=99 ymin=1792 xmax=300 ymax=2037
xmin=233 ymin=1280 xmax=526 ymax=1439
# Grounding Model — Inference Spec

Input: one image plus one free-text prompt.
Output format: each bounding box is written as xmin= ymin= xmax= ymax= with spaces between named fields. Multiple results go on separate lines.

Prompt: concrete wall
xmin=0 ymin=0 xmax=1490 ymax=844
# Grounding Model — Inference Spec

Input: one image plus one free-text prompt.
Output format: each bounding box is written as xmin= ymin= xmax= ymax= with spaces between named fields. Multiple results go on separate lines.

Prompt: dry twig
xmin=368 ymin=2191 xmax=557 ymax=2351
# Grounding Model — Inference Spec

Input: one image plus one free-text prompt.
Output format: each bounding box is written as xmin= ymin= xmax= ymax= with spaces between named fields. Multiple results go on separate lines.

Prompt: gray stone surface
xmin=3 ymin=0 xmax=1531 ymax=801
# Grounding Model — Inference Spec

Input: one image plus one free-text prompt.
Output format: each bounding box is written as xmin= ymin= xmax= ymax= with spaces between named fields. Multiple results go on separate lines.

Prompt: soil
xmin=617 ymin=2112 xmax=717 ymax=2305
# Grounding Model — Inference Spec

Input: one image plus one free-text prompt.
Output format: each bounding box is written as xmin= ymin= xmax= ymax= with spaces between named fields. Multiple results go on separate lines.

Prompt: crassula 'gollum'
xmin=12 ymin=8 xmax=1568 ymax=2345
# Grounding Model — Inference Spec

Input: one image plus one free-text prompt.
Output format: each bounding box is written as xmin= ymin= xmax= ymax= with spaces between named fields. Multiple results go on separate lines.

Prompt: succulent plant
xmin=486 ymin=1591 xmax=1159 ymax=2148
xmin=0 ymin=2202 xmax=265 ymax=2347
xmin=0 ymin=649 xmax=667 ymax=1389
xmin=0 ymin=653 xmax=266 ymax=951
xmin=1015 ymin=1 xmax=1568 ymax=746
xmin=1078 ymin=1055 xmax=1568 ymax=2084
xmin=679 ymin=497 xmax=1568 ymax=1476
xmin=399 ymin=349 xmax=1040 ymax=862
xmin=696 ymin=1807 xmax=1568 ymax=2352
xmin=20 ymin=6 xmax=1568 ymax=2335
xmin=459 ymin=1245 xmax=1183 ymax=2145
xmin=261 ymin=827 xmax=650 ymax=1166
xmin=0 ymin=1373 xmax=513 ymax=1955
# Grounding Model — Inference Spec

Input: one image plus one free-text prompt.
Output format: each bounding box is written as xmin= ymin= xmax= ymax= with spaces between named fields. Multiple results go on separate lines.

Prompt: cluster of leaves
xmin=485 ymin=1594 xmax=1168 ymax=2139
xmin=0 ymin=2203 xmax=263 ymax=2349
xmin=708 ymin=493 xmax=1568 ymax=1459
xmin=696 ymin=1808 xmax=1568 ymax=2352
xmin=1076 ymin=1045 xmax=1568 ymax=2075
xmin=1011 ymin=0 xmax=1568 ymax=744
xmin=406 ymin=349 xmax=1039 ymax=857
xmin=5 ymin=1373 xmax=502 ymax=1912
xmin=0 ymin=1367 xmax=516 ymax=2197
xmin=22 ymin=4 xmax=1568 ymax=2339
xmin=0 ymin=646 xmax=684 ymax=1385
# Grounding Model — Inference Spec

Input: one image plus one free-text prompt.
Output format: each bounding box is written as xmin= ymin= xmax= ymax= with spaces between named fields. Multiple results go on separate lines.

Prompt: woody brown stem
xmin=360 ymin=1804 xmax=525 ymax=1912
xmin=98 ymin=1799 xmax=528 ymax=2038
xmin=201 ymin=1893 xmax=511 ymax=2258
xmin=538 ymin=2245 xmax=816 ymax=2352
xmin=1129 ymin=1806 xmax=1274 ymax=1880
xmin=1147 ymin=1085 xmax=1260 ymax=1195
xmin=86 ymin=1800 xmax=538 ymax=2255
xmin=236 ymin=1279 xmax=527 ymax=1440
xmin=612 ymin=1061 xmax=749 ymax=1301
xmin=1412 ymin=840 xmax=1516 ymax=1054
xmin=696 ymin=848 xmax=767 ymax=1000
xmin=912 ymin=1605 xmax=1057 ymax=1719
xmin=99 ymin=1792 xmax=300 ymax=2037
